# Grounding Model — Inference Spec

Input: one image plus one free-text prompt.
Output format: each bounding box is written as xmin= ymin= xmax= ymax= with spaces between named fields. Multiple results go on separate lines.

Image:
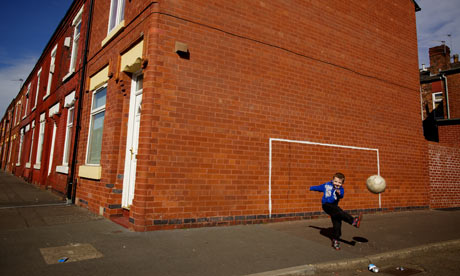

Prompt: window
xmin=17 ymin=101 xmax=22 ymax=125
xmin=63 ymin=107 xmax=74 ymax=166
xmin=69 ymin=11 xmax=82 ymax=74
xmin=46 ymin=45 xmax=58 ymax=97
xmin=47 ymin=103 xmax=60 ymax=176
xmin=26 ymin=122 xmax=35 ymax=168
xmin=57 ymin=91 xmax=76 ymax=174
xmin=23 ymin=84 xmax=30 ymax=119
xmin=7 ymin=139 xmax=12 ymax=162
xmin=16 ymin=128 xmax=24 ymax=166
xmin=33 ymin=68 xmax=42 ymax=109
xmin=14 ymin=103 xmax=19 ymax=125
xmin=432 ymin=92 xmax=444 ymax=119
xmin=86 ymin=86 xmax=106 ymax=164
xmin=34 ymin=113 xmax=46 ymax=169
xmin=108 ymin=0 xmax=125 ymax=33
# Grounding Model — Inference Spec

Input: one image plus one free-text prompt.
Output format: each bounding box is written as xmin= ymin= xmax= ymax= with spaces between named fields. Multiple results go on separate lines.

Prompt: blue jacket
xmin=310 ymin=181 xmax=344 ymax=204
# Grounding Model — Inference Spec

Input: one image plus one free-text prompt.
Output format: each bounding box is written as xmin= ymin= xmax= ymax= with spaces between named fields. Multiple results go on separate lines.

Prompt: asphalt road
xmin=312 ymin=244 xmax=460 ymax=276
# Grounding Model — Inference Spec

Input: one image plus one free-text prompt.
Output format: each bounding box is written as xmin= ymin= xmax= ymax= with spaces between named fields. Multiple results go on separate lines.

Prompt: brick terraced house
xmin=5 ymin=0 xmax=454 ymax=232
xmin=420 ymin=44 xmax=460 ymax=209
xmin=1 ymin=0 xmax=88 ymax=197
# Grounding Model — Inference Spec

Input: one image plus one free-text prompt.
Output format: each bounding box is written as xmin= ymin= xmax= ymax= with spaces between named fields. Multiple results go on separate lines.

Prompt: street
xmin=313 ymin=244 xmax=460 ymax=276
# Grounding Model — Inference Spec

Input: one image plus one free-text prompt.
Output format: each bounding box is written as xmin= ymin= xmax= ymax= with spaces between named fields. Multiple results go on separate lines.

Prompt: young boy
xmin=309 ymin=172 xmax=362 ymax=250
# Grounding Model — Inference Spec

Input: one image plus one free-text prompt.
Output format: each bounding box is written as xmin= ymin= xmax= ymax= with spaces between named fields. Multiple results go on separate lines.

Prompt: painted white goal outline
xmin=268 ymin=138 xmax=381 ymax=218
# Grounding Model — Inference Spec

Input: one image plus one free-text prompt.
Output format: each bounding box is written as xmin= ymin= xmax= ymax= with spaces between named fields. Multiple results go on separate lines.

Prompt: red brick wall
xmin=134 ymin=0 xmax=427 ymax=230
xmin=448 ymin=74 xmax=460 ymax=118
xmin=439 ymin=125 xmax=460 ymax=147
xmin=11 ymin=0 xmax=87 ymax=195
xmin=428 ymin=142 xmax=460 ymax=208
xmin=75 ymin=0 xmax=155 ymax=219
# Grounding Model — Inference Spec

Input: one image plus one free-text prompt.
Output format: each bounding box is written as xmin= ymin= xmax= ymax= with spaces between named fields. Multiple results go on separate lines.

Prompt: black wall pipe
xmin=66 ymin=0 xmax=95 ymax=203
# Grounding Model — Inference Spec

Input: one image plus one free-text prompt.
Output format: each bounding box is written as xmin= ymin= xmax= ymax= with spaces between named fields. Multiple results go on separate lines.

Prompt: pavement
xmin=1 ymin=170 xmax=460 ymax=276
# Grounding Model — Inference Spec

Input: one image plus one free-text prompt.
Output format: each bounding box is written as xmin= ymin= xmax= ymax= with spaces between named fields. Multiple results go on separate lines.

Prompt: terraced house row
xmin=1 ymin=0 xmax=459 ymax=231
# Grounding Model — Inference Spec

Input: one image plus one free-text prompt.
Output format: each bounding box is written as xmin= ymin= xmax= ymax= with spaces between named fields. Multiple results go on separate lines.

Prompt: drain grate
xmin=379 ymin=267 xmax=423 ymax=275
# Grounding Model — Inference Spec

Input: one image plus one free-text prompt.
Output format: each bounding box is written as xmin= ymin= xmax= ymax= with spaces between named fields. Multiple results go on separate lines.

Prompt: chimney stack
xmin=454 ymin=54 xmax=459 ymax=63
xmin=429 ymin=44 xmax=451 ymax=74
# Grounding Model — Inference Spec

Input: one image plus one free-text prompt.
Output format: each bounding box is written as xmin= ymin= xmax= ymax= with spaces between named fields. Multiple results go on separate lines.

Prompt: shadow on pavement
xmin=309 ymin=225 xmax=359 ymax=246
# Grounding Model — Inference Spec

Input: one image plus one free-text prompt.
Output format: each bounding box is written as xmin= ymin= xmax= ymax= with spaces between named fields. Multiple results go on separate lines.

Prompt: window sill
xmin=43 ymin=93 xmax=50 ymax=101
xmin=78 ymin=165 xmax=102 ymax=180
xmin=16 ymin=163 xmax=20 ymax=167
xmin=62 ymin=71 xmax=75 ymax=82
xmin=101 ymin=20 xmax=125 ymax=47
xmin=31 ymin=106 xmax=36 ymax=112
xmin=33 ymin=163 xmax=41 ymax=170
xmin=56 ymin=165 xmax=69 ymax=174
xmin=25 ymin=163 xmax=31 ymax=169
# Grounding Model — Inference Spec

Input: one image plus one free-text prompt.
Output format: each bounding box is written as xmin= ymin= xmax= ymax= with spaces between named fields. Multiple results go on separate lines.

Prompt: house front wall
xmin=2 ymin=0 xmax=434 ymax=231
xmin=74 ymin=0 xmax=156 ymax=222
xmin=72 ymin=0 xmax=429 ymax=231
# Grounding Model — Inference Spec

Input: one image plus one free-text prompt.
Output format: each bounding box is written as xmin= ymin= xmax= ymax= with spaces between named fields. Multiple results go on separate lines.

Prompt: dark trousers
xmin=322 ymin=203 xmax=354 ymax=240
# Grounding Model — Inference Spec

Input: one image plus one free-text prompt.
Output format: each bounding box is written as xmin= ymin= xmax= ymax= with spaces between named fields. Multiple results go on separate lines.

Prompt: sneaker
xmin=353 ymin=214 xmax=363 ymax=228
xmin=332 ymin=239 xmax=340 ymax=250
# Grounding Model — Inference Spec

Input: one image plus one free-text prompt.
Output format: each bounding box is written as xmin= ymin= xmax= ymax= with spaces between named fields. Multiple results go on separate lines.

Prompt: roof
xmin=420 ymin=63 xmax=460 ymax=84
xmin=412 ymin=0 xmax=421 ymax=12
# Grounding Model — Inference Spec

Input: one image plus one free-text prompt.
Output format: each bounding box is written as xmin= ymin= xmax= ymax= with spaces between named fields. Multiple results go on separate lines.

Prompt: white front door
xmin=122 ymin=73 xmax=143 ymax=208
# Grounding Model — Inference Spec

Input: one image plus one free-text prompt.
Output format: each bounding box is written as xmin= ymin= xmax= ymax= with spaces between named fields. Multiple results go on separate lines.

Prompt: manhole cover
xmin=40 ymin=243 xmax=103 ymax=264
xmin=379 ymin=267 xmax=423 ymax=275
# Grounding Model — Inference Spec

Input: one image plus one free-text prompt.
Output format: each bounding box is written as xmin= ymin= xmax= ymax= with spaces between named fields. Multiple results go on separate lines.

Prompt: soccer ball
xmin=366 ymin=175 xmax=386 ymax=194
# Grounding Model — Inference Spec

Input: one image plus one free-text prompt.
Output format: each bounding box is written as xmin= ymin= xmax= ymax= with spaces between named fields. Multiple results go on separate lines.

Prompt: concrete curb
xmin=244 ymin=239 xmax=460 ymax=276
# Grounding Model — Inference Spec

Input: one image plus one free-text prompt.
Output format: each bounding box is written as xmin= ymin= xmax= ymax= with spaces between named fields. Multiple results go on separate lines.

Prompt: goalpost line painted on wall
xmin=268 ymin=138 xmax=381 ymax=218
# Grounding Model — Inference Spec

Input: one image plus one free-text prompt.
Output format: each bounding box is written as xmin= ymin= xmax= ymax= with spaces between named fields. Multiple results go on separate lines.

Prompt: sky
xmin=1 ymin=0 xmax=460 ymax=117
xmin=416 ymin=0 xmax=460 ymax=67
xmin=0 ymin=1 xmax=73 ymax=117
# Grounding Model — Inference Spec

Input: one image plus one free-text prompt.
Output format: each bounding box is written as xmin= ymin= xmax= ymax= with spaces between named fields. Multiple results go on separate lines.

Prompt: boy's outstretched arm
xmin=309 ymin=183 xmax=325 ymax=192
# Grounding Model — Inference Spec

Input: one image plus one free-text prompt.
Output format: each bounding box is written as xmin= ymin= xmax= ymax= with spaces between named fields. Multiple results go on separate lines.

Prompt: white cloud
xmin=416 ymin=0 xmax=460 ymax=67
xmin=0 ymin=56 xmax=37 ymax=117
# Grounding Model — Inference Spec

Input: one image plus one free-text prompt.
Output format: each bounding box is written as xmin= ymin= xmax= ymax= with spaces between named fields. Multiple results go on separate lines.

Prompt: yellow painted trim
xmin=101 ymin=20 xmax=125 ymax=47
xmin=120 ymin=40 xmax=144 ymax=73
xmin=89 ymin=66 xmax=109 ymax=91
xmin=78 ymin=165 xmax=102 ymax=180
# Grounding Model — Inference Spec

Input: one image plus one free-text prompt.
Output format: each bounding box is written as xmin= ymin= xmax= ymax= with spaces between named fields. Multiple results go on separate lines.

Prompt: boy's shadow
xmin=309 ymin=226 xmax=368 ymax=246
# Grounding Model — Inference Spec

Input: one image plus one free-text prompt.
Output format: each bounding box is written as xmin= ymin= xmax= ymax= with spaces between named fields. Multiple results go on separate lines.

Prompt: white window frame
xmin=46 ymin=45 xmax=58 ymax=98
xmin=13 ymin=103 xmax=19 ymax=125
xmin=63 ymin=106 xmax=74 ymax=166
xmin=17 ymin=101 xmax=22 ymax=125
xmin=47 ymin=103 xmax=60 ymax=176
xmin=57 ymin=101 xmax=75 ymax=175
xmin=16 ymin=128 xmax=24 ymax=166
xmin=33 ymin=68 xmax=42 ymax=110
xmin=432 ymin=92 xmax=443 ymax=110
xmin=108 ymin=0 xmax=125 ymax=33
xmin=432 ymin=92 xmax=444 ymax=119
xmin=67 ymin=6 xmax=84 ymax=77
xmin=34 ymin=113 xmax=46 ymax=169
xmin=7 ymin=139 xmax=12 ymax=163
xmin=86 ymin=85 xmax=107 ymax=165
xmin=23 ymin=84 xmax=30 ymax=119
xmin=26 ymin=122 xmax=35 ymax=169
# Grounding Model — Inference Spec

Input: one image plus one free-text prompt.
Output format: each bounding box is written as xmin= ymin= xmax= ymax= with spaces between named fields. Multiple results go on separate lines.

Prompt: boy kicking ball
xmin=309 ymin=172 xmax=362 ymax=250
